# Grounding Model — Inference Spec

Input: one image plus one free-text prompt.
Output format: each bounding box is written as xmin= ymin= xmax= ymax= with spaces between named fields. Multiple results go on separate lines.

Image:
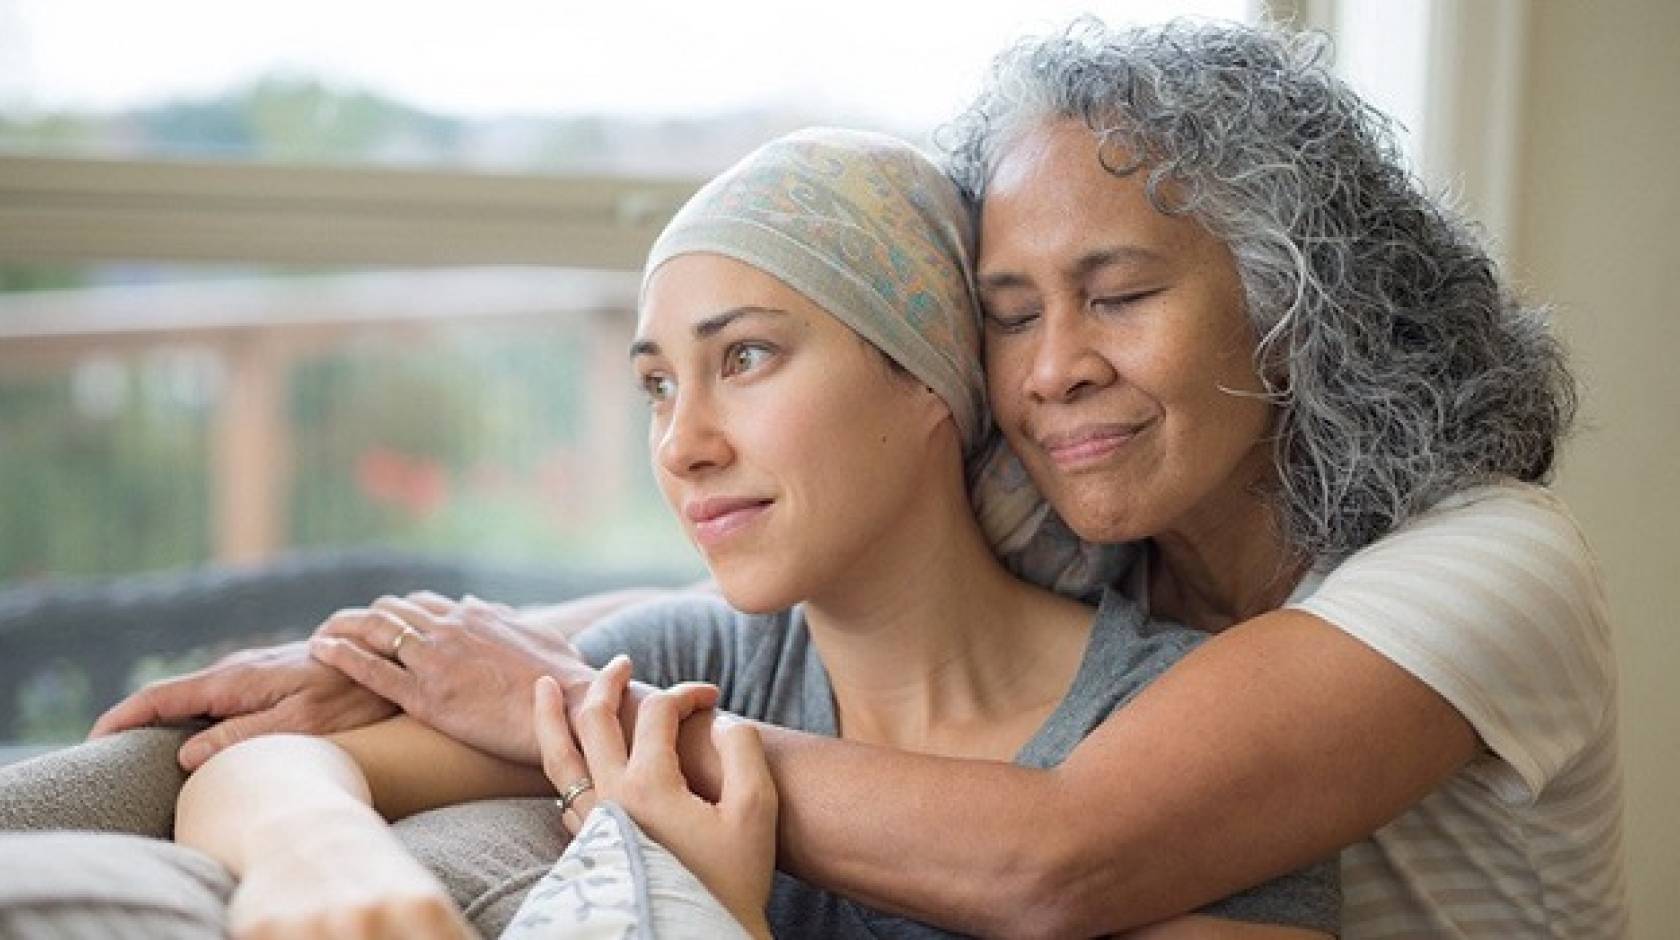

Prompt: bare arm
xmin=317 ymin=600 xmax=1378 ymax=936
xmin=675 ymin=610 xmax=1472 ymax=938
xmin=174 ymin=732 xmax=477 ymax=939
xmin=89 ymin=587 xmax=667 ymax=771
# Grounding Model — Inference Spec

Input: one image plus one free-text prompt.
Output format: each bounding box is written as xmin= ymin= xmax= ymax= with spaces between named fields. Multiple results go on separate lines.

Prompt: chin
xmin=1048 ymin=486 xmax=1153 ymax=545
xmin=712 ymin=567 xmax=802 ymax=615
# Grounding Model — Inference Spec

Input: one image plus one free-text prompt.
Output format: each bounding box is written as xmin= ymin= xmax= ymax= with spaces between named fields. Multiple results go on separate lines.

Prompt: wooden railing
xmin=0 ymin=153 xmax=702 ymax=570
xmin=0 ymin=268 xmax=644 ymax=565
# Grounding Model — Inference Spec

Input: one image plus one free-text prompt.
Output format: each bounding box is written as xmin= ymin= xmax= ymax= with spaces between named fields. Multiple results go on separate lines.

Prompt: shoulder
xmin=575 ymin=593 xmax=796 ymax=691
xmin=1291 ymin=480 xmax=1616 ymax=798
xmin=1328 ymin=480 xmax=1596 ymax=577
xmin=1297 ymin=480 xmax=1607 ymax=642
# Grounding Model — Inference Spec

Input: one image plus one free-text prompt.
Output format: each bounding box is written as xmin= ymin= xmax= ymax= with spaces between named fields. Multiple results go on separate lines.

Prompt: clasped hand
xmin=92 ymin=591 xmax=595 ymax=768
xmin=533 ymin=657 xmax=778 ymax=940
xmin=306 ymin=592 xmax=589 ymax=764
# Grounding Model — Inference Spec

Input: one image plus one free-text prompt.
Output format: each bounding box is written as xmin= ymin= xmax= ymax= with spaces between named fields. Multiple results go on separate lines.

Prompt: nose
xmin=656 ymin=387 xmax=732 ymax=478
xmin=1022 ymin=300 xmax=1117 ymax=403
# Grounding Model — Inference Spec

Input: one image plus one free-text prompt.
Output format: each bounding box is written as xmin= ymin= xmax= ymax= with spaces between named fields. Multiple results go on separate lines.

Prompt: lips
xmin=1037 ymin=421 xmax=1153 ymax=467
xmin=684 ymin=496 xmax=774 ymax=546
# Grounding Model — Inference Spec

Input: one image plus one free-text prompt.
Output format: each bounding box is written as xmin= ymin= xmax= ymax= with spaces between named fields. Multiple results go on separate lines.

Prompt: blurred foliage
xmin=15 ymin=661 xmax=91 ymax=742
xmin=0 ymin=360 xmax=213 ymax=580
xmin=0 ymin=266 xmax=85 ymax=293
xmin=0 ymin=320 xmax=697 ymax=585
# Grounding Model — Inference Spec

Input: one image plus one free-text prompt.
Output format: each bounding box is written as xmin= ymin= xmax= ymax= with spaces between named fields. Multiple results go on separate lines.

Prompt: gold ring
xmin=390 ymin=625 xmax=420 ymax=659
xmin=555 ymin=776 xmax=594 ymax=815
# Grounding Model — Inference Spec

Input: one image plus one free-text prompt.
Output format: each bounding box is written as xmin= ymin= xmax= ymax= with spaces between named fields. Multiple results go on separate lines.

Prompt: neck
xmin=1148 ymin=451 xmax=1305 ymax=632
xmin=801 ymin=464 xmax=1090 ymax=756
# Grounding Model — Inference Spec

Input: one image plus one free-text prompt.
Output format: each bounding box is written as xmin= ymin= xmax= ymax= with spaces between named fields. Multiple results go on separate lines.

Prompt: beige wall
xmin=1513 ymin=2 xmax=1680 ymax=934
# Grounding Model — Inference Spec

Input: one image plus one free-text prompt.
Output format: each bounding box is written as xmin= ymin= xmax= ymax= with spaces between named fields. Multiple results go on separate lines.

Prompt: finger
xmin=461 ymin=593 xmax=516 ymax=617
xmin=89 ymin=681 xmax=183 ymax=737
xmin=308 ymin=636 xmax=419 ymax=709
xmin=534 ymin=676 xmax=598 ymax=830
xmin=572 ymin=656 xmax=632 ymax=790
xmin=627 ymin=691 xmax=686 ymax=783
xmin=315 ymin=608 xmax=425 ymax=660
xmin=177 ymin=709 xmax=292 ymax=771
xmin=628 ymin=683 xmax=718 ymax=781
xmin=666 ymin=681 xmax=720 ymax=714
xmin=405 ymin=590 xmax=455 ymax=615
xmin=89 ymin=669 xmax=234 ymax=738
xmin=533 ymin=676 xmax=587 ymax=788
xmin=370 ymin=595 xmax=444 ymax=633
xmin=716 ymin=720 xmax=777 ymax=821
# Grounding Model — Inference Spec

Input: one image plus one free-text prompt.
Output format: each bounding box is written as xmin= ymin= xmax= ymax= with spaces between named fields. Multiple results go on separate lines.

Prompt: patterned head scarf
xmin=643 ymin=127 xmax=1133 ymax=599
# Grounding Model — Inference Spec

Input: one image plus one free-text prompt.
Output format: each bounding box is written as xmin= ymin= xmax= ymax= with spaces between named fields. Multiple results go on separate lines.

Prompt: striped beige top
xmin=1291 ymin=481 xmax=1629 ymax=938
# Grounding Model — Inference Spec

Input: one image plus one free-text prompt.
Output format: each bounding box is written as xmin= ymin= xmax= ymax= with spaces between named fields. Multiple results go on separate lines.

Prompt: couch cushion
xmin=0 ymin=831 xmax=231 ymax=939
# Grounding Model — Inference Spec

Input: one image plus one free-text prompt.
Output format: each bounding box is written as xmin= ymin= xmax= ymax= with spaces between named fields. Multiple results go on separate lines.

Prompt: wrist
xmin=242 ymin=801 xmax=390 ymax=872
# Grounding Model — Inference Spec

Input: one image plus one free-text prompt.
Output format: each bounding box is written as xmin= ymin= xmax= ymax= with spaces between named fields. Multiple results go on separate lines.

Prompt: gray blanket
xmin=0 ymin=728 xmax=561 ymax=938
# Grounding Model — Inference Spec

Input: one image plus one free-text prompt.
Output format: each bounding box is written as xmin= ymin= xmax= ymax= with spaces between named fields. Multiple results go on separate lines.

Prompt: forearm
xmin=755 ymin=726 xmax=1069 ymax=936
xmin=179 ymin=717 xmax=553 ymax=857
xmin=176 ymin=733 xmax=476 ymax=937
xmin=327 ymin=716 xmax=553 ymax=819
xmin=175 ymin=734 xmax=384 ymax=877
xmin=676 ymin=610 xmax=1473 ymax=937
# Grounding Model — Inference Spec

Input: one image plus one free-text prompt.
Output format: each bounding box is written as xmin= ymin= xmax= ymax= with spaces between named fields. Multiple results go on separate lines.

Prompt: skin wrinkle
xmin=942 ymin=17 xmax=1577 ymax=562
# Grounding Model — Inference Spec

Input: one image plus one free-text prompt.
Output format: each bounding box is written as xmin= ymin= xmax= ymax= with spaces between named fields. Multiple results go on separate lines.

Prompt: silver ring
xmin=390 ymin=624 xmax=421 ymax=659
xmin=555 ymin=776 xmax=594 ymax=815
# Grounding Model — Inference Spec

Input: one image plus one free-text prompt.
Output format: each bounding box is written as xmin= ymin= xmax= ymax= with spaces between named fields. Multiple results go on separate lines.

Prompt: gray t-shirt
xmin=576 ymin=589 xmax=1339 ymax=937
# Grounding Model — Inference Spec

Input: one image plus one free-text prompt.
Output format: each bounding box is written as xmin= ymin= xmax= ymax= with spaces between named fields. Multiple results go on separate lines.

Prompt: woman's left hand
xmin=227 ymin=819 xmax=476 ymax=940
xmin=533 ymin=657 xmax=778 ymax=939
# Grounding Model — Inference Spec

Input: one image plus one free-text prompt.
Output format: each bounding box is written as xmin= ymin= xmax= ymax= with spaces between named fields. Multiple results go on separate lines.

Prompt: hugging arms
xmin=6 ymin=18 xmax=1626 ymax=939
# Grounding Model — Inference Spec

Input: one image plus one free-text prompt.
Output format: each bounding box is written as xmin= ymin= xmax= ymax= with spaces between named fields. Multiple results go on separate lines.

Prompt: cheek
xmin=983 ymin=344 xmax=1027 ymax=419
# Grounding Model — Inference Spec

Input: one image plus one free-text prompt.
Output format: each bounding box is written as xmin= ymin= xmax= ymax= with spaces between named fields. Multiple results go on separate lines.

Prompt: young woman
xmin=171 ymin=128 xmax=1338 ymax=938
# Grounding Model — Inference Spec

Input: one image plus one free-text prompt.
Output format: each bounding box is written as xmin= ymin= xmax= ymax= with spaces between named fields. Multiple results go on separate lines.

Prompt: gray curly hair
xmin=940 ymin=17 xmax=1577 ymax=560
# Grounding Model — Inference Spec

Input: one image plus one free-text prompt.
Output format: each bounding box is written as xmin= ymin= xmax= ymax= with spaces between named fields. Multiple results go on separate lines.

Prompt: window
xmin=0 ymin=0 xmax=1258 ymax=747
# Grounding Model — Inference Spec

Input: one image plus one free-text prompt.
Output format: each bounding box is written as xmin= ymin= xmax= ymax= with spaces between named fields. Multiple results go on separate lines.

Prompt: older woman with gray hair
xmin=8 ymin=17 xmax=1627 ymax=940
xmin=921 ymin=17 xmax=1626 ymax=937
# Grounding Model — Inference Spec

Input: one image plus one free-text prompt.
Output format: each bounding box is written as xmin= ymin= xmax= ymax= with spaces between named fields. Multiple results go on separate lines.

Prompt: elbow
xmin=982 ymin=834 xmax=1107 ymax=940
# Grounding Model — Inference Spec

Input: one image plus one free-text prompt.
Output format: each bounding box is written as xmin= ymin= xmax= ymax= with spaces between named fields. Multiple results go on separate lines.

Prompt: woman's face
xmin=977 ymin=120 xmax=1275 ymax=546
xmin=634 ymin=252 xmax=947 ymax=612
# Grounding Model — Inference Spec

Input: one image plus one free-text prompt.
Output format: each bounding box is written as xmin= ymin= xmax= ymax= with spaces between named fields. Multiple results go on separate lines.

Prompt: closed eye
xmin=983 ymin=307 xmax=1041 ymax=335
xmin=1090 ymin=288 xmax=1164 ymax=311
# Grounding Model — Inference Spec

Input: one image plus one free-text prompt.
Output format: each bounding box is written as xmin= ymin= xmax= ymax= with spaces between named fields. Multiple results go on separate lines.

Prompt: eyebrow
xmin=628 ymin=305 xmax=790 ymax=359
xmin=977 ymin=245 xmax=1168 ymax=292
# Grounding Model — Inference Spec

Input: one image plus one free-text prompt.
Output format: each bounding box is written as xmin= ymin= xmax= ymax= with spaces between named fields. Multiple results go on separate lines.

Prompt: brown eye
xmin=639 ymin=373 xmax=675 ymax=403
xmin=723 ymin=342 xmax=773 ymax=376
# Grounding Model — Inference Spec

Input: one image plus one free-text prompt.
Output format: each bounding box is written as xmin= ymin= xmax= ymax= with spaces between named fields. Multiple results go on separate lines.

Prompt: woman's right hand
xmin=534 ymin=658 xmax=779 ymax=940
xmin=89 ymin=637 xmax=398 ymax=771
xmin=227 ymin=817 xmax=476 ymax=940
xmin=311 ymin=592 xmax=597 ymax=765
